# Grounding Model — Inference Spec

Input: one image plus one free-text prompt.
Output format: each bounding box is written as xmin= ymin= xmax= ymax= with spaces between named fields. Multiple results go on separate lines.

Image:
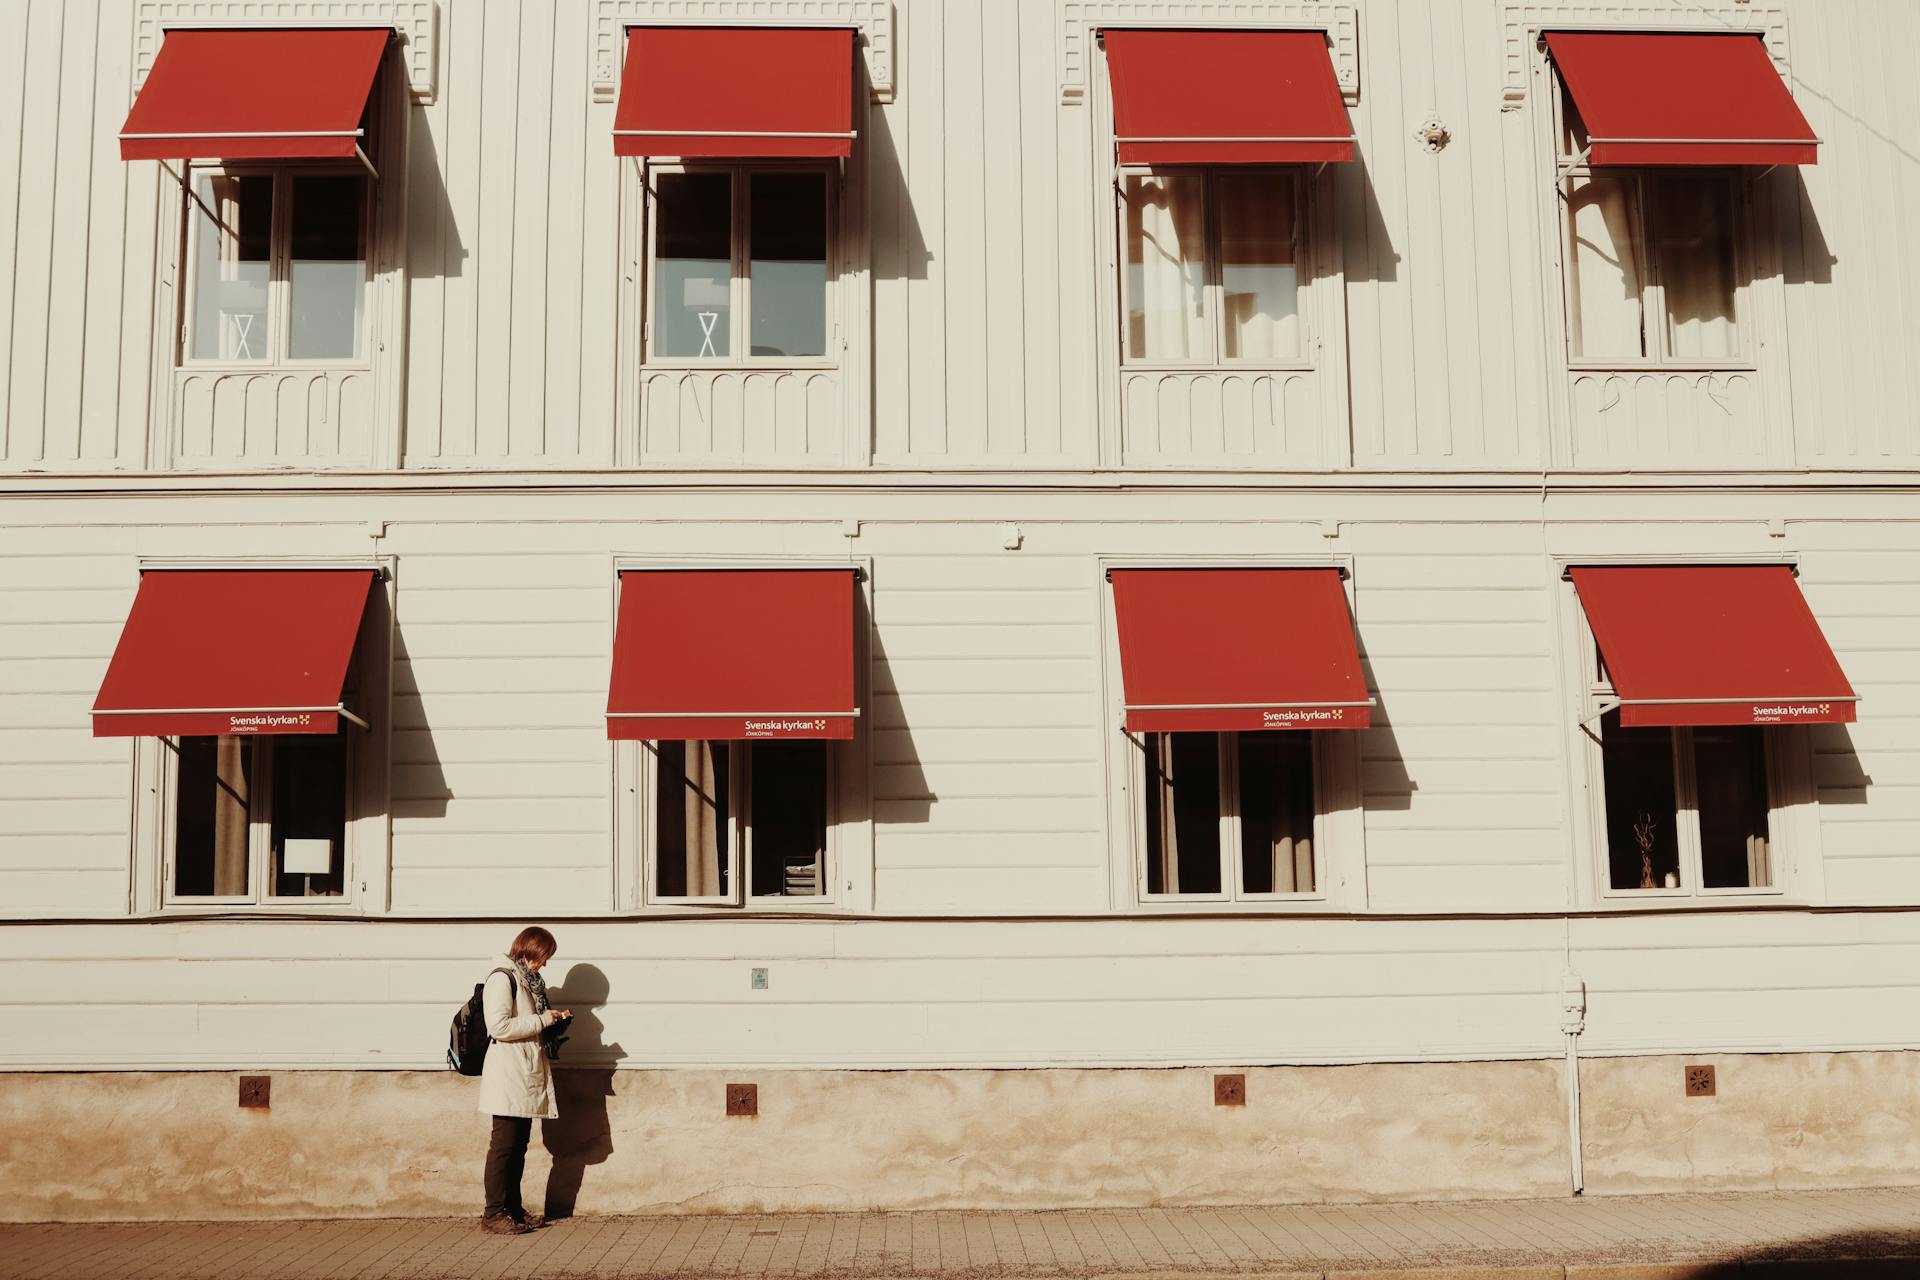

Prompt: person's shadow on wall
xmin=540 ymin=962 xmax=623 ymax=1220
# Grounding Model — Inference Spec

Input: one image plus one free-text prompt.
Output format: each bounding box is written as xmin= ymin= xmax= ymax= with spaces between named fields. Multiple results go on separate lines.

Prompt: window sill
xmin=1122 ymin=362 xmax=1315 ymax=375
xmin=175 ymin=361 xmax=374 ymax=375
xmin=1566 ymin=362 xmax=1757 ymax=376
xmin=641 ymin=360 xmax=840 ymax=373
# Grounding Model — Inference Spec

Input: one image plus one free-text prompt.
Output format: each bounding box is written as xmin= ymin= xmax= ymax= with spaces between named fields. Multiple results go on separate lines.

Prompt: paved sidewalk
xmin=2 ymin=1187 xmax=1918 ymax=1279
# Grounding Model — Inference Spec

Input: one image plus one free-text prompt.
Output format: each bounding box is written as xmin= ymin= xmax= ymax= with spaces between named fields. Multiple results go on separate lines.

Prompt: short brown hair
xmin=508 ymin=926 xmax=557 ymax=964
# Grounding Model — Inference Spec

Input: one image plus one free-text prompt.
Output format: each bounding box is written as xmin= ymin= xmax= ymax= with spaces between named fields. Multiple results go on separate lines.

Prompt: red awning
xmin=1570 ymin=565 xmax=1856 ymax=726
xmin=1545 ymin=32 xmax=1818 ymax=167
xmin=119 ymin=27 xmax=388 ymax=162
xmin=1109 ymin=568 xmax=1371 ymax=732
xmin=607 ymin=569 xmax=858 ymax=740
xmin=1102 ymin=29 xmax=1354 ymax=165
xmin=613 ymin=26 xmax=855 ymax=158
xmin=92 ymin=570 xmax=376 ymax=737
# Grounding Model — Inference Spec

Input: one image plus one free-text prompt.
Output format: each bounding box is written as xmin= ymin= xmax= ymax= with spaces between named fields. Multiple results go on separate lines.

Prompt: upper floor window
xmin=1120 ymin=168 xmax=1304 ymax=366
xmin=648 ymin=166 xmax=833 ymax=364
xmin=184 ymin=170 xmax=371 ymax=365
xmin=1544 ymin=30 xmax=1821 ymax=368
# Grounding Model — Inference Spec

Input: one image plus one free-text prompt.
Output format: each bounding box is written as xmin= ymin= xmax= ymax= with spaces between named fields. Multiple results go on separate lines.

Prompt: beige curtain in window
xmin=1565 ymin=172 xmax=1645 ymax=360
xmin=1124 ymin=172 xmax=1209 ymax=361
xmin=211 ymin=736 xmax=251 ymax=897
xmin=678 ymin=741 xmax=725 ymax=896
xmin=1149 ymin=734 xmax=1182 ymax=893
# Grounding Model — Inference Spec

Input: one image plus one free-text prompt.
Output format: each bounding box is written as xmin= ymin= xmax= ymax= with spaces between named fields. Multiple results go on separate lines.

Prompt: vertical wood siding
xmin=0 ymin=0 xmax=1916 ymax=471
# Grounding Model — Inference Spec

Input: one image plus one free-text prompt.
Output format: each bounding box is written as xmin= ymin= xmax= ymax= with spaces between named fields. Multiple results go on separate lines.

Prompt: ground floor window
xmin=1139 ymin=730 xmax=1317 ymax=899
xmin=652 ymin=739 xmax=830 ymax=903
xmin=1598 ymin=712 xmax=1772 ymax=893
xmin=170 ymin=733 xmax=348 ymax=902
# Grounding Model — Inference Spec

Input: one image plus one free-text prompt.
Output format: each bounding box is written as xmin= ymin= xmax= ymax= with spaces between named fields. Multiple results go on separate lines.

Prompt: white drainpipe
xmin=1561 ymin=968 xmax=1587 ymax=1194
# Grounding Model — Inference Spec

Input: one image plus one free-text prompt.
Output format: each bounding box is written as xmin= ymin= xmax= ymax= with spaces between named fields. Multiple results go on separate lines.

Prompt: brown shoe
xmin=481 ymin=1213 xmax=531 ymax=1235
xmin=513 ymin=1211 xmax=546 ymax=1230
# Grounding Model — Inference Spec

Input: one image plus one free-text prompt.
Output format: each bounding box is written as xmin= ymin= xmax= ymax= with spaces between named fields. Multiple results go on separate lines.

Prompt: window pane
xmin=655 ymin=740 xmax=730 ymax=896
xmin=1216 ymin=170 xmax=1300 ymax=361
xmin=1601 ymin=712 xmax=1680 ymax=890
xmin=1565 ymin=171 xmax=1646 ymax=361
xmin=269 ymin=733 xmax=348 ymax=897
xmin=1238 ymin=731 xmax=1315 ymax=894
xmin=1143 ymin=732 xmax=1222 ymax=895
xmin=1694 ymin=727 xmax=1771 ymax=889
xmin=654 ymin=172 xmax=734 ymax=358
xmin=174 ymin=736 xmax=252 ymax=897
xmin=1650 ymin=173 xmax=1739 ymax=361
xmin=288 ymin=175 xmax=368 ymax=360
xmin=189 ymin=174 xmax=273 ymax=362
xmin=1123 ymin=172 xmax=1209 ymax=361
xmin=749 ymin=740 xmax=828 ymax=896
xmin=749 ymin=173 xmax=829 ymax=358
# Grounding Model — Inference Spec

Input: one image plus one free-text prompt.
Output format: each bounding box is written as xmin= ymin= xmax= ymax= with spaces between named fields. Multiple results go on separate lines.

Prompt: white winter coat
xmin=476 ymin=956 xmax=557 ymax=1120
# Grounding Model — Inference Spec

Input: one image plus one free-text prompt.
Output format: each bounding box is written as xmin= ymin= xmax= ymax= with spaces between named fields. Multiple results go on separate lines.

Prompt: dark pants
xmin=484 ymin=1116 xmax=533 ymax=1218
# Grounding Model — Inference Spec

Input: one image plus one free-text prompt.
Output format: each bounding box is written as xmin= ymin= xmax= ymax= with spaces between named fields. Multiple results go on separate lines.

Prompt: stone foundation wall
xmin=1 ymin=1053 xmax=1913 ymax=1222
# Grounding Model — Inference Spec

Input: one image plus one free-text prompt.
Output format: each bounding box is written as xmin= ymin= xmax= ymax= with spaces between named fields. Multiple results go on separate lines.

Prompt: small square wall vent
xmin=726 ymin=1082 xmax=758 ymax=1117
xmin=1685 ymin=1064 xmax=1717 ymax=1097
xmin=239 ymin=1075 xmax=271 ymax=1109
xmin=1214 ymin=1073 xmax=1246 ymax=1107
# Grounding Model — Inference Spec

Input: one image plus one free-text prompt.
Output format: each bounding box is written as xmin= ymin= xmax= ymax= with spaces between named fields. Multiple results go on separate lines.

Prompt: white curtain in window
xmin=1124 ymin=172 xmax=1209 ymax=361
xmin=1565 ymin=172 xmax=1645 ymax=361
xmin=1215 ymin=170 xmax=1300 ymax=361
xmin=1652 ymin=174 xmax=1739 ymax=361
xmin=679 ymin=741 xmax=725 ymax=896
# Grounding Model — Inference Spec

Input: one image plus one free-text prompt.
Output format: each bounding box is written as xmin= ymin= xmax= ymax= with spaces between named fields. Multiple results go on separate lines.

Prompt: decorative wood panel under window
xmin=649 ymin=739 xmax=832 ymax=906
xmin=1137 ymin=730 xmax=1318 ymax=900
xmin=168 ymin=732 xmax=351 ymax=905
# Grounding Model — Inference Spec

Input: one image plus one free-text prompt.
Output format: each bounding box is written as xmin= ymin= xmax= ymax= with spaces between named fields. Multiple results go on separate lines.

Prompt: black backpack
xmin=448 ymin=967 xmax=515 ymax=1076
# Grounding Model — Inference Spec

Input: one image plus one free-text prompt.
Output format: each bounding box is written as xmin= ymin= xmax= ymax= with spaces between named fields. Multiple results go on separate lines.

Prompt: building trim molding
xmin=132 ymin=1 xmax=440 ymax=103
xmin=1059 ymin=3 xmax=1360 ymax=105
xmin=590 ymin=1 xmax=896 ymax=103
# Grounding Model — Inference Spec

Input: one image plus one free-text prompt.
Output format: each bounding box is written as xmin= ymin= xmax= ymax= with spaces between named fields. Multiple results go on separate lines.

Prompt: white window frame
xmin=1096 ymin=555 xmax=1367 ymax=913
xmin=1132 ymin=728 xmax=1327 ymax=904
xmin=637 ymin=737 xmax=841 ymax=907
xmin=609 ymin=554 xmax=875 ymax=913
xmin=1114 ymin=165 xmax=1313 ymax=372
xmin=177 ymin=164 xmax=376 ymax=371
xmin=158 ymin=731 xmax=356 ymax=908
xmin=639 ymin=161 xmax=842 ymax=371
xmin=1552 ymin=559 xmax=1824 ymax=909
xmin=1550 ymin=76 xmax=1756 ymax=374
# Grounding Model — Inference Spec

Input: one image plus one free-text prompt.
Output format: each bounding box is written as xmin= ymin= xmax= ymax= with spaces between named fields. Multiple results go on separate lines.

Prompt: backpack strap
xmin=484 ymin=966 xmax=518 ymax=1043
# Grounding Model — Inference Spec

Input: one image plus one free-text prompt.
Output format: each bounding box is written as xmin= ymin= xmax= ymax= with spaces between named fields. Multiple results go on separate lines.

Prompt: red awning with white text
xmin=119 ymin=27 xmax=389 ymax=162
xmin=1545 ymin=32 xmax=1818 ymax=166
xmin=1102 ymin=29 xmax=1354 ymax=165
xmin=92 ymin=569 xmax=376 ymax=737
xmin=1570 ymin=565 xmax=1855 ymax=726
xmin=1109 ymin=568 xmax=1371 ymax=732
xmin=613 ymin=26 xmax=856 ymax=158
xmin=607 ymin=569 xmax=858 ymax=740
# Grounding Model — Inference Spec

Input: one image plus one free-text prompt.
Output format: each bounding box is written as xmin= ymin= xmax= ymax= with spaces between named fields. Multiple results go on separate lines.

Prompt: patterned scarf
xmin=511 ymin=956 xmax=550 ymax=1015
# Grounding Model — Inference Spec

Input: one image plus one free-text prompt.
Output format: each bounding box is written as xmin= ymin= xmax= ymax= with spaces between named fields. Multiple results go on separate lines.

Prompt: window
xmin=651 ymin=739 xmax=831 ymax=904
xmin=169 ymin=733 xmax=350 ymax=903
xmin=1585 ymin=651 xmax=1777 ymax=898
xmin=649 ymin=167 xmax=832 ymax=363
xmin=1137 ymin=730 xmax=1318 ymax=899
xmin=1120 ymin=168 xmax=1303 ymax=365
xmin=183 ymin=169 xmax=370 ymax=365
xmin=1557 ymin=89 xmax=1743 ymax=364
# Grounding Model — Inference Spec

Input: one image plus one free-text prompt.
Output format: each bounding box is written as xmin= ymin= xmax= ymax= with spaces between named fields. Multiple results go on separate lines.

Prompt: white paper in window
xmin=282 ymin=837 xmax=334 ymax=875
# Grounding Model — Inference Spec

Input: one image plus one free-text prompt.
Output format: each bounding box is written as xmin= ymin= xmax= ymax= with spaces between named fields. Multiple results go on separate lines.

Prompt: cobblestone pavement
xmin=2 ymin=1187 xmax=1918 ymax=1279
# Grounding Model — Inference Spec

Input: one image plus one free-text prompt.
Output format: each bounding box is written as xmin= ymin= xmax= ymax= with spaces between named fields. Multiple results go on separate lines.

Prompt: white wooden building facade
xmin=3 ymin=0 xmax=1920 ymax=1217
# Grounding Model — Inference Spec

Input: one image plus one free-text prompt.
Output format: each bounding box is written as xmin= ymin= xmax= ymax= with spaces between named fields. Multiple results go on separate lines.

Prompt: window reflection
xmin=190 ymin=175 xmax=273 ymax=362
xmin=654 ymin=172 xmax=734 ymax=358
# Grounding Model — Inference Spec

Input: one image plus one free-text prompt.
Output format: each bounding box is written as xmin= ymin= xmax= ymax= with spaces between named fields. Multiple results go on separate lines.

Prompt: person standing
xmin=478 ymin=926 xmax=571 ymax=1234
